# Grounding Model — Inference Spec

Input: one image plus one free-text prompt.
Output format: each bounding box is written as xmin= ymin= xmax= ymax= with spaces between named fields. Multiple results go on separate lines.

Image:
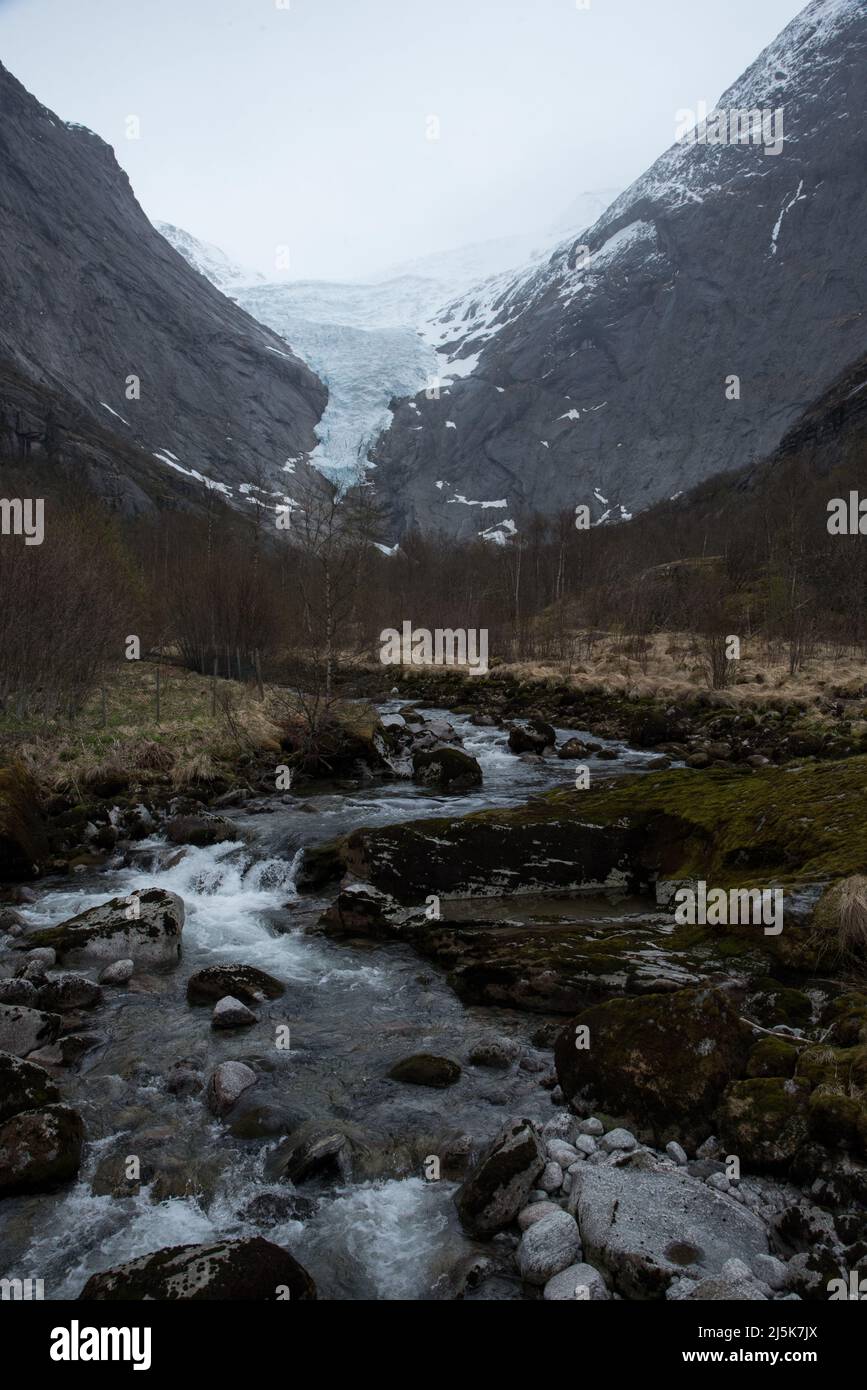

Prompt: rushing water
xmin=2 ymin=709 xmax=665 ymax=1300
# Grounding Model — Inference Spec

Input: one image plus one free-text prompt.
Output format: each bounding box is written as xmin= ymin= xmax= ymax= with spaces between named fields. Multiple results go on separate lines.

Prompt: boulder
xmin=719 ymin=1077 xmax=812 ymax=1169
xmin=37 ymin=973 xmax=103 ymax=1012
xmin=0 ymin=1002 xmax=61 ymax=1056
xmin=508 ymin=721 xmax=554 ymax=755
xmin=24 ymin=889 xmax=184 ymax=967
xmin=517 ymin=1200 xmax=560 ymax=1230
xmin=264 ymin=1126 xmax=351 ymax=1184
xmin=411 ymin=747 xmax=482 ymax=790
xmin=206 ymin=1060 xmax=256 ymax=1117
xmin=388 ymin=1053 xmax=461 ymax=1088
xmin=99 ymin=959 xmax=134 ymax=985
xmin=0 ymin=1103 xmax=84 ymax=1195
xmin=187 ymin=963 xmax=285 ymax=1005
xmin=543 ymin=1262 xmax=610 ymax=1301
xmin=557 ymin=738 xmax=588 ymax=760
xmin=454 ymin=1119 xmax=545 ymax=1237
xmin=212 ymin=996 xmax=257 ymax=1030
xmin=568 ymin=1165 xmax=767 ymax=1298
xmin=0 ymin=978 xmax=38 ymax=1006
xmin=0 ymin=1050 xmax=60 ymax=1122
xmin=78 ymin=1237 xmax=316 ymax=1300
xmin=165 ymin=815 xmax=241 ymax=847
xmin=555 ymin=987 xmax=754 ymax=1143
xmin=517 ymin=1210 xmax=582 ymax=1285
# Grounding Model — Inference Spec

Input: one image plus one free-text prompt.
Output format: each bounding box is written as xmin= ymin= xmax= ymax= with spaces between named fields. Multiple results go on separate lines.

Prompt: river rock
xmin=212 ymin=995 xmax=257 ymax=1030
xmin=25 ymin=947 xmax=56 ymax=969
xmin=555 ymin=987 xmax=754 ymax=1143
xmin=0 ymin=1050 xmax=60 ymax=1122
xmin=468 ymin=1040 xmax=517 ymax=1069
xmin=0 ymin=1002 xmax=61 ymax=1056
xmin=78 ymin=1237 xmax=316 ymax=1300
xmin=264 ymin=1125 xmax=350 ymax=1184
xmin=543 ymin=1261 xmax=610 ymax=1301
xmin=600 ymin=1128 xmax=637 ymax=1153
xmin=0 ymin=977 xmax=37 ymax=1006
xmin=517 ymin=1209 xmax=582 ymax=1285
xmin=568 ymin=1165 xmax=768 ymax=1298
xmin=99 ymin=959 xmax=134 ymax=985
xmin=388 ymin=1053 xmax=461 ymax=1087
xmin=412 ymin=746 xmax=482 ymax=790
xmin=557 ymin=738 xmax=588 ymax=759
xmin=538 ymin=1160 xmax=564 ymax=1193
xmin=37 ymin=973 xmax=103 ymax=1012
xmin=0 ymin=1103 xmax=84 ymax=1194
xmin=206 ymin=1060 xmax=256 ymax=1117
xmin=23 ymin=888 xmax=184 ymax=968
xmin=187 ymin=963 xmax=285 ymax=1005
xmin=517 ymin=1200 xmax=560 ymax=1230
xmin=165 ymin=814 xmax=241 ymax=847
xmin=684 ymin=1277 xmax=767 ymax=1301
xmin=454 ymin=1119 xmax=546 ymax=1237
xmin=546 ymin=1139 xmax=580 ymax=1167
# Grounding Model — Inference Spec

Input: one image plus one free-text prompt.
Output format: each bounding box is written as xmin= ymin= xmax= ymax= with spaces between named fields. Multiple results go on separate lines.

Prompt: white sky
xmin=0 ymin=0 xmax=810 ymax=280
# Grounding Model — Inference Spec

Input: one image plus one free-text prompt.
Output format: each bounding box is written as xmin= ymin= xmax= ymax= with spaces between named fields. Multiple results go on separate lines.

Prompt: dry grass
xmin=810 ymin=875 xmax=867 ymax=972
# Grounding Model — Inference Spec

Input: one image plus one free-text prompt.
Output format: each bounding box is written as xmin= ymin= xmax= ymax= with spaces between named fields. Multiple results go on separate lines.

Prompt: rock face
xmin=455 ymin=1119 xmax=546 ymax=1237
xmin=371 ymin=0 xmax=867 ymax=538
xmin=0 ymin=1002 xmax=61 ymax=1056
xmin=24 ymin=889 xmax=184 ymax=967
xmin=0 ymin=61 xmax=325 ymax=515
xmin=555 ymin=988 xmax=755 ymax=1143
xmin=568 ymin=1165 xmax=768 ymax=1299
xmin=187 ymin=964 xmax=285 ymax=1005
xmin=0 ymin=1103 xmax=84 ymax=1195
xmin=78 ymin=1237 xmax=317 ymax=1300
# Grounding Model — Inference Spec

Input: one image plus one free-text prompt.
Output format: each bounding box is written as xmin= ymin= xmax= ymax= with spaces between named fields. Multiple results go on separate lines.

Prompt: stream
xmin=2 ymin=707 xmax=668 ymax=1301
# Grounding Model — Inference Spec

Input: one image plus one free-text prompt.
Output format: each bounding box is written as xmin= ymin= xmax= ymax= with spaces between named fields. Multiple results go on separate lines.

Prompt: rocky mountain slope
xmin=370 ymin=0 xmax=867 ymax=540
xmin=0 ymin=63 xmax=326 ymax=515
xmin=157 ymin=192 xmax=620 ymax=487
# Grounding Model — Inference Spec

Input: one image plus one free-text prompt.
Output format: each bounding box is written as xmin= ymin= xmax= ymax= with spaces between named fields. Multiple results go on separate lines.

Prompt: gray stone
xmin=568 ymin=1165 xmax=768 ymax=1299
xmin=24 ymin=889 xmax=184 ymax=968
xmin=543 ymin=1261 xmax=610 ymax=1301
xmin=0 ymin=1002 xmax=61 ymax=1056
xmin=99 ymin=959 xmax=134 ymax=985
xmin=206 ymin=1061 xmax=256 ymax=1117
xmin=600 ymin=1127 xmax=637 ymax=1153
xmin=546 ymin=1139 xmax=579 ymax=1167
xmin=455 ymin=1119 xmax=545 ymax=1237
xmin=517 ymin=1201 xmax=560 ymax=1231
xmin=666 ymin=1141 xmax=688 ymax=1166
xmin=751 ymin=1253 xmax=789 ymax=1291
xmin=685 ymin=1278 xmax=768 ymax=1301
xmin=518 ymin=1210 xmax=582 ymax=1286
xmin=574 ymin=1134 xmax=598 ymax=1157
xmin=538 ymin=1161 xmax=564 ymax=1193
xmin=578 ymin=1117 xmax=604 ymax=1136
xmin=212 ymin=995 xmax=256 ymax=1030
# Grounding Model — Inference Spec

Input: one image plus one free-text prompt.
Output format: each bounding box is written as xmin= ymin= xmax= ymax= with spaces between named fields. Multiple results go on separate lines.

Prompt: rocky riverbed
xmin=0 ymin=700 xmax=864 ymax=1300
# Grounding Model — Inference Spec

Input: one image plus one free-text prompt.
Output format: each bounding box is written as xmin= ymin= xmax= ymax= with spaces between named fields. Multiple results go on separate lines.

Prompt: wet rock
xmin=212 ymin=995 xmax=257 ymax=1030
xmin=600 ymin=1128 xmax=637 ymax=1153
xmin=517 ymin=1209 xmax=582 ymax=1285
xmin=24 ymin=888 xmax=184 ymax=968
xmin=557 ymin=738 xmax=588 ymax=760
xmin=0 ymin=1002 xmax=61 ymax=1056
xmin=165 ymin=1061 xmax=204 ymax=1097
xmin=0 ymin=1050 xmax=60 ymax=1122
xmin=0 ymin=1103 xmax=84 ymax=1195
xmin=206 ymin=1060 xmax=257 ymax=1117
xmin=555 ymin=988 xmax=754 ymax=1144
xmin=165 ymin=815 xmax=241 ymax=847
xmin=388 ymin=1053 xmax=461 ymax=1088
xmin=264 ymin=1126 xmax=351 ymax=1184
xmin=412 ymin=746 xmax=482 ymax=790
xmin=538 ymin=1161 xmax=564 ymax=1193
xmin=455 ymin=1118 xmax=546 ymax=1237
xmin=568 ymin=1165 xmax=768 ymax=1298
xmin=517 ymin=1200 xmax=560 ymax=1230
xmin=0 ymin=977 xmax=37 ymax=1006
xmin=37 ymin=973 xmax=102 ymax=1012
xmin=596 ymin=747 xmax=619 ymax=761
xmin=0 ymin=906 xmax=28 ymax=933
xmin=508 ymin=721 xmax=554 ymax=755
xmin=237 ymin=1189 xmax=317 ymax=1227
xmin=187 ymin=963 xmax=285 ymax=1005
xmin=99 ymin=959 xmax=134 ymax=986
xmin=79 ymin=1237 xmax=316 ymax=1300
xmin=544 ymin=1261 xmax=610 ymax=1301
xmin=467 ymin=1040 xmax=517 ymax=1070
xmin=25 ymin=947 xmax=56 ymax=970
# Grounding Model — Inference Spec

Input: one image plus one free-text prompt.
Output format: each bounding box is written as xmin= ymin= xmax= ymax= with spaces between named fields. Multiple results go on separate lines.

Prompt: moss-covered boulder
xmin=0 ymin=1051 xmax=60 ymax=1123
xmin=821 ymin=992 xmax=867 ymax=1047
xmin=24 ymin=888 xmax=184 ymax=967
xmin=0 ymin=764 xmax=48 ymax=880
xmin=719 ymin=1077 xmax=812 ymax=1169
xmin=555 ymin=987 xmax=754 ymax=1144
xmin=187 ymin=964 xmax=285 ymax=1005
xmin=388 ymin=1053 xmax=461 ymax=1088
xmin=0 ymin=1103 xmax=84 ymax=1195
xmin=412 ymin=746 xmax=482 ymax=790
xmin=807 ymin=1091 xmax=867 ymax=1157
xmin=78 ymin=1237 xmax=316 ymax=1300
xmin=745 ymin=1036 xmax=799 ymax=1079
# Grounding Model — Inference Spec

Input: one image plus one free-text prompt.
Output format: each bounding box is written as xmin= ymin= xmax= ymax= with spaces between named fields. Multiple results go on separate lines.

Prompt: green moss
xmin=745 ymin=1037 xmax=800 ymax=1078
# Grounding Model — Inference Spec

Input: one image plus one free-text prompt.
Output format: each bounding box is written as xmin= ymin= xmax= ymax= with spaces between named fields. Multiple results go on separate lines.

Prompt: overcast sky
xmin=0 ymin=0 xmax=809 ymax=280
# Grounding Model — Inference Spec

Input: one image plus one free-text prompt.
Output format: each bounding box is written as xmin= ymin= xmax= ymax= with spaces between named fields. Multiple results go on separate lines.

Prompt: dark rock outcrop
xmin=78 ymin=1237 xmax=317 ymax=1300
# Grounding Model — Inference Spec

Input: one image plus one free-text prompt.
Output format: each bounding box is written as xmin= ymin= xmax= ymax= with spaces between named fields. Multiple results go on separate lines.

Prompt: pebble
xmin=100 ymin=959 xmax=134 ymax=985
xmin=212 ymin=995 xmax=257 ymax=1030
xmin=517 ymin=1201 xmax=560 ymax=1231
xmin=546 ymin=1139 xmax=579 ymax=1167
xmin=574 ymin=1134 xmax=597 ymax=1156
xmin=666 ymin=1141 xmax=688 ymax=1166
xmin=600 ymin=1127 xmax=637 ymax=1153
xmin=538 ymin=1160 xmax=564 ymax=1193
xmin=578 ymin=1117 xmax=604 ymax=1136
xmin=543 ymin=1261 xmax=610 ymax=1301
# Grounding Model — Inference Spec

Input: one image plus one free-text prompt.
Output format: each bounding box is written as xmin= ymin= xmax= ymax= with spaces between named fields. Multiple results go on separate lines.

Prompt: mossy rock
xmin=0 ymin=1051 xmax=61 ymax=1124
xmin=807 ymin=1090 xmax=867 ymax=1157
xmin=745 ymin=1036 xmax=800 ymax=1078
xmin=411 ymin=746 xmax=482 ymax=790
xmin=388 ymin=1053 xmax=461 ymax=1088
xmin=795 ymin=1043 xmax=867 ymax=1093
xmin=0 ymin=764 xmax=48 ymax=880
xmin=718 ymin=1077 xmax=812 ymax=1169
xmin=554 ymin=987 xmax=754 ymax=1145
xmin=746 ymin=982 xmax=813 ymax=1028
xmin=821 ymin=993 xmax=867 ymax=1047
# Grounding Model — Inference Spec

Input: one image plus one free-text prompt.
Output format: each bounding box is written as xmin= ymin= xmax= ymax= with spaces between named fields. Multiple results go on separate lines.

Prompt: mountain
xmin=157 ymin=192 xmax=620 ymax=485
xmin=0 ymin=63 xmax=326 ymax=515
xmin=370 ymin=0 xmax=867 ymax=540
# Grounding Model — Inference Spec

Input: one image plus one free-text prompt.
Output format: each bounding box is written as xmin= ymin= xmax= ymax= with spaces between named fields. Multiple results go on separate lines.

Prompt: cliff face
xmin=371 ymin=0 xmax=867 ymax=539
xmin=0 ymin=62 xmax=327 ymax=513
